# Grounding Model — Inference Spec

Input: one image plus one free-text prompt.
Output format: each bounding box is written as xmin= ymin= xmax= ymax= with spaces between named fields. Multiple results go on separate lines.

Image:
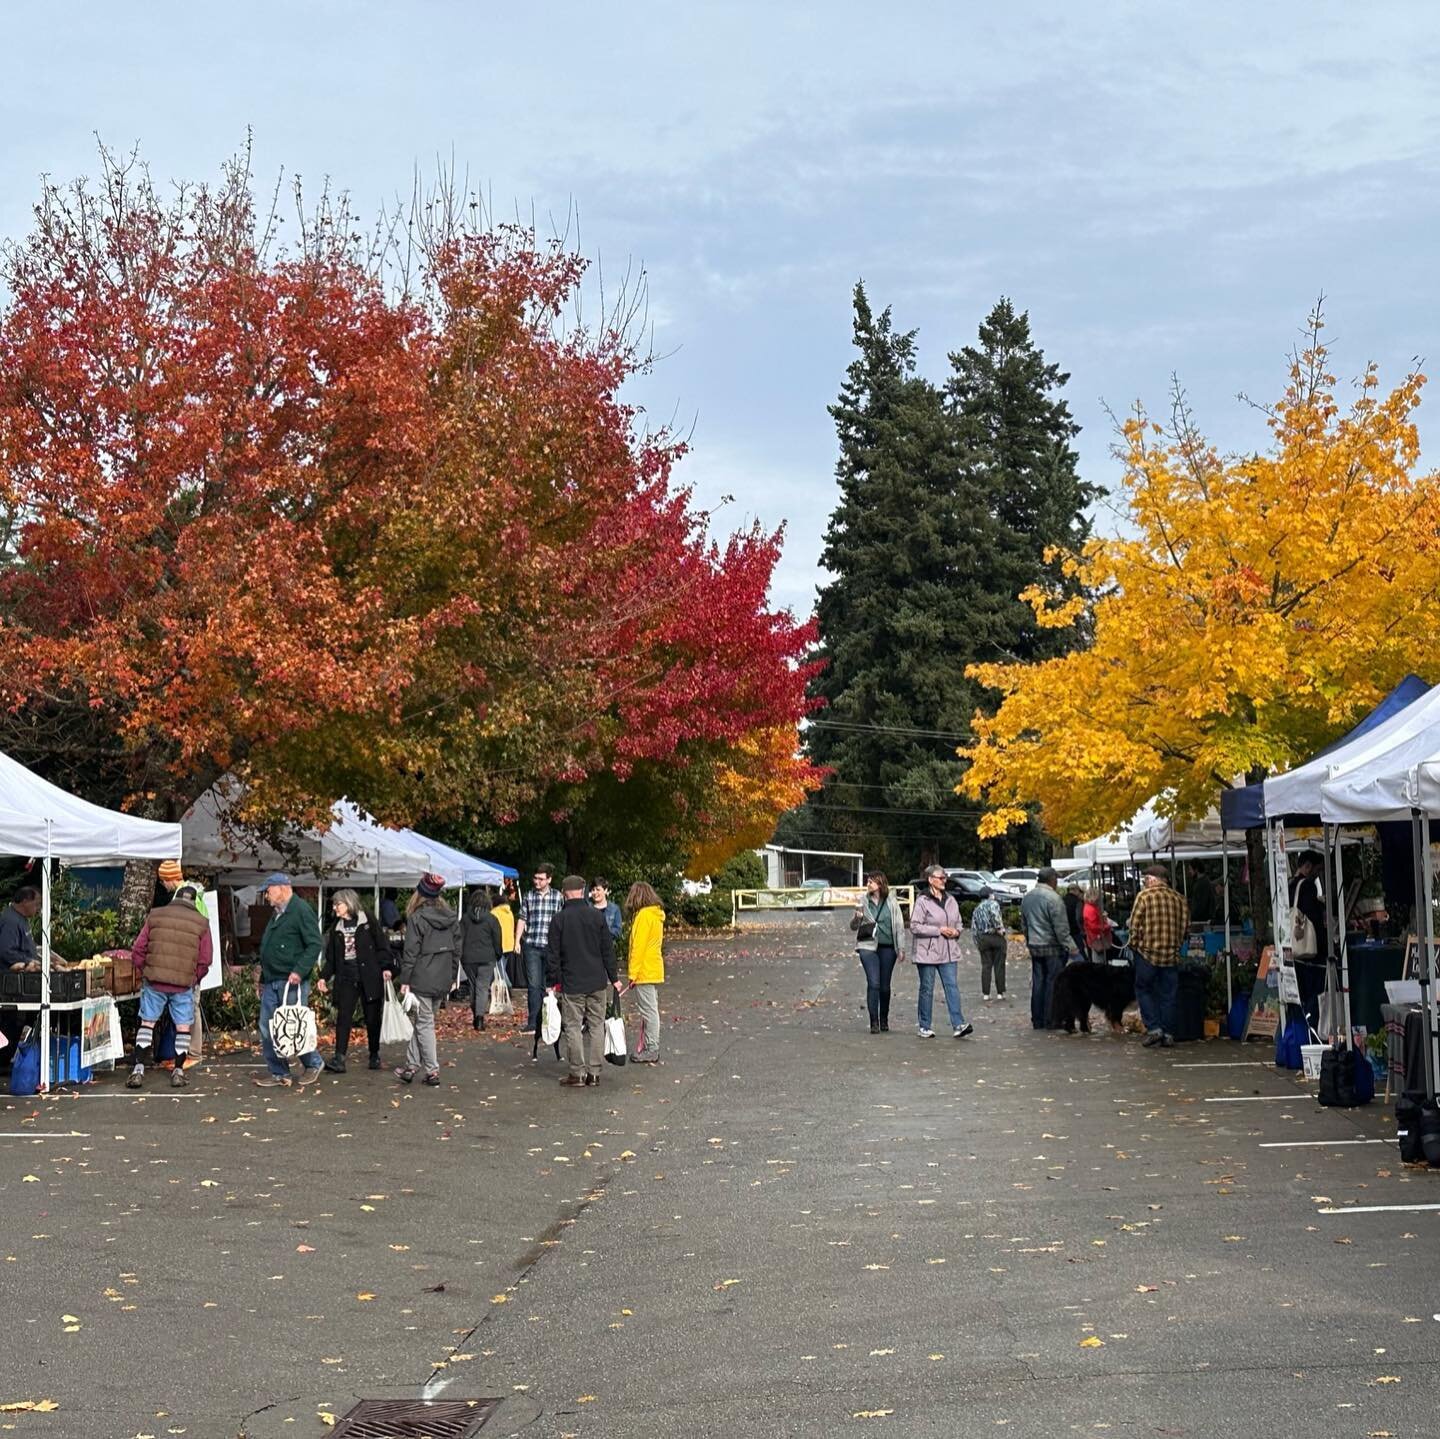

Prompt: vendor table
xmin=1345 ymin=941 xmax=1407 ymax=1034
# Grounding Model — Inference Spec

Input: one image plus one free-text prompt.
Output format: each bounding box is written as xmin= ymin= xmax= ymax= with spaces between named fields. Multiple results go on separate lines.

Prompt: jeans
xmin=858 ymin=945 xmax=897 ymax=1024
xmin=522 ymin=944 xmax=548 ymax=1030
xmin=405 ymin=993 xmax=439 ymax=1074
xmin=259 ymin=978 xmax=323 ymax=1078
xmin=333 ymin=972 xmax=382 ymax=1058
xmin=1134 ymin=956 xmax=1179 ymax=1036
xmin=975 ymin=934 xmax=1007 ymax=996
xmin=561 ymin=988 xmax=608 ymax=1078
xmin=629 ymin=982 xmax=661 ymax=1059
xmin=1029 ymin=950 xmax=1065 ymax=1029
xmin=916 ymin=961 xmax=963 ymax=1031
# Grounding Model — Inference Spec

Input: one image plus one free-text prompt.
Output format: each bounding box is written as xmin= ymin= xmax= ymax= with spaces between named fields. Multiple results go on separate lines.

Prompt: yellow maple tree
xmin=961 ymin=313 xmax=1440 ymax=840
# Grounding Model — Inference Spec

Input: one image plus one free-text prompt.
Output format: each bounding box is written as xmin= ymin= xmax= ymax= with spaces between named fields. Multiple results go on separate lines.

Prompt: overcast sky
xmin=5 ymin=2 xmax=1438 ymax=615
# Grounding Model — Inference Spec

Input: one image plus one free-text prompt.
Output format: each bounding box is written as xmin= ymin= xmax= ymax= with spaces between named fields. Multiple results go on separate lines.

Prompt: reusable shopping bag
xmin=540 ymin=989 xmax=562 ymax=1046
xmin=267 ymin=981 xmax=318 ymax=1059
xmin=379 ymin=978 xmax=414 ymax=1045
xmin=603 ymin=988 xmax=628 ymax=1067
xmin=488 ymin=967 xmax=514 ymax=1017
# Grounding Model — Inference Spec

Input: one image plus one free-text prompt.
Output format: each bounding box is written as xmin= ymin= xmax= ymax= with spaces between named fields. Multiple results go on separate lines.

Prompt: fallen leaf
xmin=1079 ymin=1336 xmax=1105 ymax=1348
xmin=0 ymin=1400 xmax=60 ymax=1413
xmin=296 ymin=1245 xmax=315 ymax=1254
xmin=1370 ymin=1376 xmax=1401 ymax=1385
xmin=713 ymin=1279 xmax=741 ymax=1290
xmin=356 ymin=1293 xmax=376 ymax=1302
xmin=21 ymin=1175 xmax=38 ymax=1184
xmin=852 ymin=1410 xmax=894 ymax=1419
xmin=491 ymin=1294 xmax=510 ymax=1304
xmin=869 ymin=1348 xmax=895 ymax=1356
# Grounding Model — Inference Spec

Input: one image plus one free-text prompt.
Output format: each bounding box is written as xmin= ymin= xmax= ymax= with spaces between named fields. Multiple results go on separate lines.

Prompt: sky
xmin=4 ymin=1 xmax=1439 ymax=616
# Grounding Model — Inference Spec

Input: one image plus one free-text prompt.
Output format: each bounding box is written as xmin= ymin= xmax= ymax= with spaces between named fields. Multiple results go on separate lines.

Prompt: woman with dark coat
xmin=317 ymin=888 xmax=391 ymax=1073
xmin=460 ymin=891 xmax=504 ymax=1031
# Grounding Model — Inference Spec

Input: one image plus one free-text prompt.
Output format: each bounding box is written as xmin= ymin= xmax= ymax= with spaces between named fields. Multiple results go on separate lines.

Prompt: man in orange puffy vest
xmin=127 ymin=884 xmax=213 ymax=1088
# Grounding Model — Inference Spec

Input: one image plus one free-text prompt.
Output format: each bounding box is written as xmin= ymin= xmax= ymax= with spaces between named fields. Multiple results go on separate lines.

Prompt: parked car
xmin=996 ymin=868 xmax=1041 ymax=894
xmin=948 ymin=869 xmax=1023 ymax=902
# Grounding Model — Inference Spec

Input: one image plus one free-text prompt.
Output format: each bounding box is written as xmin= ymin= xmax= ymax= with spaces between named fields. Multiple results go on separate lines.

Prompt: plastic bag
xmin=267 ymin=982 xmax=318 ymax=1059
xmin=603 ymin=988 xmax=627 ymax=1066
xmin=540 ymin=989 xmax=562 ymax=1046
xmin=379 ymin=978 xmax=414 ymax=1045
xmin=488 ymin=967 xmax=514 ymax=1017
xmin=8 ymin=1036 xmax=39 ymax=1095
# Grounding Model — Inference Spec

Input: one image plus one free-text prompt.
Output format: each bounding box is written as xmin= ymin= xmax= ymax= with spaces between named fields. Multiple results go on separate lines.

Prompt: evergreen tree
xmin=947 ymin=298 xmax=1100 ymax=662
xmin=801 ymin=284 xmax=996 ymax=874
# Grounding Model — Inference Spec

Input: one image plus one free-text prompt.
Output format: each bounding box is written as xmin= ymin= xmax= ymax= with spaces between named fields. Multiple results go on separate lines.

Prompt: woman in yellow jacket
xmin=624 ymin=882 xmax=665 ymax=1063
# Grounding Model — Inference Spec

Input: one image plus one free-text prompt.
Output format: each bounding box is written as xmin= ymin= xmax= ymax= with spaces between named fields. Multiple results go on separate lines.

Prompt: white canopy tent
xmin=391 ymin=827 xmax=510 ymax=888
xmin=1320 ymin=728 xmax=1440 ymax=1101
xmin=1072 ymin=801 xmax=1159 ymax=867
xmin=0 ymin=749 xmax=182 ymax=1092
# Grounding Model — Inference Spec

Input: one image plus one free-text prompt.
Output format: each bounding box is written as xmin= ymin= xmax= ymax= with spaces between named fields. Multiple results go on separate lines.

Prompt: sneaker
xmin=997 ymin=993 xmax=1008 ymax=1002
xmin=323 ymin=1054 xmax=347 ymax=1074
xmin=422 ymin=1071 xmax=441 ymax=1086
xmin=170 ymin=1066 xmax=188 ymax=1088
xmin=394 ymin=1066 xmax=417 ymax=1084
xmin=125 ymin=1064 xmax=145 ymax=1089
xmin=954 ymin=1024 xmax=974 ymax=1039
xmin=983 ymin=994 xmax=993 ymax=1003
xmin=584 ymin=1074 xmax=600 ymax=1087
xmin=296 ymin=1066 xmax=322 ymax=1087
xmin=1142 ymin=1031 xmax=1163 ymax=1048
xmin=917 ymin=1028 xmax=936 ymax=1039
xmin=254 ymin=1074 xmax=292 ymax=1088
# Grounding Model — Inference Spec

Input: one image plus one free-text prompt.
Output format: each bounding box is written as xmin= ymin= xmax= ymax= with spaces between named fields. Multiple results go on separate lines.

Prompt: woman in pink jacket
xmin=909 ymin=865 xmax=973 ymax=1040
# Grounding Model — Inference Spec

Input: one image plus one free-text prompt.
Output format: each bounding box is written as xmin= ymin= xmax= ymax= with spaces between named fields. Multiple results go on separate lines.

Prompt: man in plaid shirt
xmin=516 ymin=863 xmax=563 ymax=1034
xmin=1128 ymin=864 xmax=1190 ymax=1048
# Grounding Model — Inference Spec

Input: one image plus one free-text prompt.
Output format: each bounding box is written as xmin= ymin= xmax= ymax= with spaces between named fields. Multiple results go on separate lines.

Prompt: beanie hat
xmin=417 ymin=872 xmax=446 ymax=898
xmin=158 ymin=860 xmax=184 ymax=885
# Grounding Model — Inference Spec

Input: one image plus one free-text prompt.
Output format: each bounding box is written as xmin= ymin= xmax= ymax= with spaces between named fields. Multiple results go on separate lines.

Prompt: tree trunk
xmin=119 ymin=859 xmax=158 ymax=937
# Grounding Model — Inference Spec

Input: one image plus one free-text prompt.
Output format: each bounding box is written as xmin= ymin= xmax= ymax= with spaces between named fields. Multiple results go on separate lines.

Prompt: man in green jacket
xmin=254 ymin=872 xmax=325 ymax=1088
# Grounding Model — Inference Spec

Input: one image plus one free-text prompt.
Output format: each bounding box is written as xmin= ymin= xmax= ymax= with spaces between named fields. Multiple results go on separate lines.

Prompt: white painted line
xmin=1170 ymin=1061 xmax=1275 ymax=1069
xmin=1203 ymin=1095 xmax=1298 ymax=1103
xmin=0 ymin=1131 xmax=91 ymax=1138
xmin=36 ymin=1092 xmax=206 ymax=1101
xmin=1259 ymin=1139 xmax=1386 ymax=1149
xmin=1317 ymin=1203 xmax=1440 ymax=1215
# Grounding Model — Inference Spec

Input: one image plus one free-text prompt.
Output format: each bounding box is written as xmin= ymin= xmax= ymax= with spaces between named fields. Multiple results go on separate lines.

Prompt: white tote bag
xmin=603 ymin=990 xmax=628 ymax=1066
xmin=268 ymin=982 xmax=318 ymax=1059
xmin=488 ymin=967 xmax=514 ymax=1017
xmin=540 ymin=989 xmax=562 ymax=1046
xmin=379 ymin=978 xmax=414 ymax=1045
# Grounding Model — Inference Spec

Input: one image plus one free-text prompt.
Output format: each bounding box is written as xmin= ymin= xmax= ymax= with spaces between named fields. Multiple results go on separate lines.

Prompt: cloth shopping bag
xmin=379 ymin=978 xmax=414 ymax=1045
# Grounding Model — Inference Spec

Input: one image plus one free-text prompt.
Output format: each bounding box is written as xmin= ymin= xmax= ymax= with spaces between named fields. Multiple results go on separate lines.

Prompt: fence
xmin=730 ymin=885 xmax=916 ymax=927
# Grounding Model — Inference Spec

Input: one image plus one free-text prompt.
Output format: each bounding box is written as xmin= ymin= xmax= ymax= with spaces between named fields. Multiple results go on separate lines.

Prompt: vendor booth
xmin=0 ymin=748 xmax=182 ymax=1091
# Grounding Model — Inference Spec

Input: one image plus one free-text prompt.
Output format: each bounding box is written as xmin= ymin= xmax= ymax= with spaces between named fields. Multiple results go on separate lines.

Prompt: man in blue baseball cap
xmin=254 ymin=873 xmax=324 ymax=1087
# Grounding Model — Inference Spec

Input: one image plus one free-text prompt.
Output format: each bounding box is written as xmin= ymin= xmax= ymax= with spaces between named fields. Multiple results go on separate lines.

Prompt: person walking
xmin=1020 ymin=868 xmax=1078 ymax=1031
xmin=254 ymin=873 xmax=325 ymax=1088
xmin=589 ymin=878 xmax=623 ymax=941
xmin=317 ymin=890 xmax=389 ymax=1073
xmin=1063 ymin=884 xmax=1087 ymax=955
xmin=970 ymin=887 xmax=1008 ymax=1003
xmin=624 ymin=881 xmax=666 ymax=1062
xmin=1082 ymin=886 xmax=1114 ymax=962
xmin=395 ymin=874 xmax=460 ymax=1086
xmin=909 ymin=865 xmax=972 ymax=1040
xmin=546 ymin=874 xmax=619 ymax=1088
xmin=1129 ymin=864 xmax=1190 ymax=1048
xmin=126 ymin=883 xmax=213 ymax=1088
xmin=460 ymin=890 xmax=504 ymax=1031
xmin=850 ymin=873 xmax=905 ymax=1032
xmin=515 ymin=863 xmax=562 ymax=1034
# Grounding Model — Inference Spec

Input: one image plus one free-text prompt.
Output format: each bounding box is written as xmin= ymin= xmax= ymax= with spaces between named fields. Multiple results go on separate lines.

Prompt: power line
xmin=805 ymin=718 xmax=971 ymax=742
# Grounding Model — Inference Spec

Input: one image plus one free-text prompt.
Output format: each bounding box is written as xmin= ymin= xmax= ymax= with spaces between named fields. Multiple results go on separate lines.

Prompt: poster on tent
xmin=199 ymin=891 xmax=222 ymax=991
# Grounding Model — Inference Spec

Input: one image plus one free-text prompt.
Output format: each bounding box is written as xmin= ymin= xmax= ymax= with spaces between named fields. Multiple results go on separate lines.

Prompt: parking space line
xmin=1317 ymin=1202 xmax=1440 ymax=1215
xmin=1203 ymin=1094 xmax=1298 ymax=1102
xmin=0 ymin=1131 xmax=91 ymax=1138
xmin=1258 ymin=1138 xmax=1385 ymax=1148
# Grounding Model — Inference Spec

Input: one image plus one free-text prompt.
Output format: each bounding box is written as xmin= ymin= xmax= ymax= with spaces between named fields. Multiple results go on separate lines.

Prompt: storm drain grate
xmin=330 ymin=1398 xmax=501 ymax=1438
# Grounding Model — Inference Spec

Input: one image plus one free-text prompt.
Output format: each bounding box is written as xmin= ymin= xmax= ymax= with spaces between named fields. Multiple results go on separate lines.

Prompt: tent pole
xmin=1422 ymin=814 xmax=1440 ymax=1102
xmin=1222 ymin=836 xmax=1232 ymax=1011
xmin=1335 ymin=827 xmax=1352 ymax=1048
xmin=1411 ymin=810 xmax=1436 ymax=1102
xmin=39 ymin=837 xmax=52 ymax=1092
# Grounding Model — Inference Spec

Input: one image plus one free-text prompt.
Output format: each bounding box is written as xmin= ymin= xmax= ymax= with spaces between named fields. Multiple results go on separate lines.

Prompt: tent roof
xmin=0 ymin=750 xmax=181 ymax=864
xmin=1128 ymin=805 xmax=1246 ymax=857
xmin=1223 ymin=675 xmax=1430 ymax=828
xmin=1072 ymin=801 xmax=1159 ymax=865
xmin=1320 ymin=696 xmax=1440 ymax=823
xmin=1268 ymin=681 xmax=1440 ymax=822
xmin=391 ymin=827 xmax=516 ymax=886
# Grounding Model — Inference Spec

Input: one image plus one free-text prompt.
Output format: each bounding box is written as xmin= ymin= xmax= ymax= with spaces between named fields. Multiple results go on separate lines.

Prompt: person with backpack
xmin=395 ymin=874 xmax=460 ymax=1087
xmin=970 ymin=888 xmax=1008 ymax=1003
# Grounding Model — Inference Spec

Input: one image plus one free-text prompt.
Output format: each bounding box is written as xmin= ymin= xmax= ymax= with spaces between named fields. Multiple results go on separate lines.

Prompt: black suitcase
xmin=1171 ymin=962 xmax=1208 ymax=1042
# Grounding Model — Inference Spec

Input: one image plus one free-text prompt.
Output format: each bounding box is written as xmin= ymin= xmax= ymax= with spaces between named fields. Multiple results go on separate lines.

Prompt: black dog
xmin=1051 ymin=959 xmax=1136 ymax=1034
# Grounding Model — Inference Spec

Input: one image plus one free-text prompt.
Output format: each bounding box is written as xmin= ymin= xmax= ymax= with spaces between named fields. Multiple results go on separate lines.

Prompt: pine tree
xmin=801 ymin=284 xmax=996 ymax=874
xmin=947 ymin=298 xmax=1099 ymax=663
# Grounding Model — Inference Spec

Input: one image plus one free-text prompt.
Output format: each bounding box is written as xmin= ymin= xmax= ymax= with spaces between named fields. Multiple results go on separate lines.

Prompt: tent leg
xmin=39 ymin=851 xmax=52 ymax=1093
xmin=1412 ymin=811 xmax=1437 ymax=1102
xmin=1222 ymin=837 xmax=1232 ymax=1011
xmin=1335 ymin=828 xmax=1352 ymax=1047
xmin=1421 ymin=815 xmax=1440 ymax=1102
